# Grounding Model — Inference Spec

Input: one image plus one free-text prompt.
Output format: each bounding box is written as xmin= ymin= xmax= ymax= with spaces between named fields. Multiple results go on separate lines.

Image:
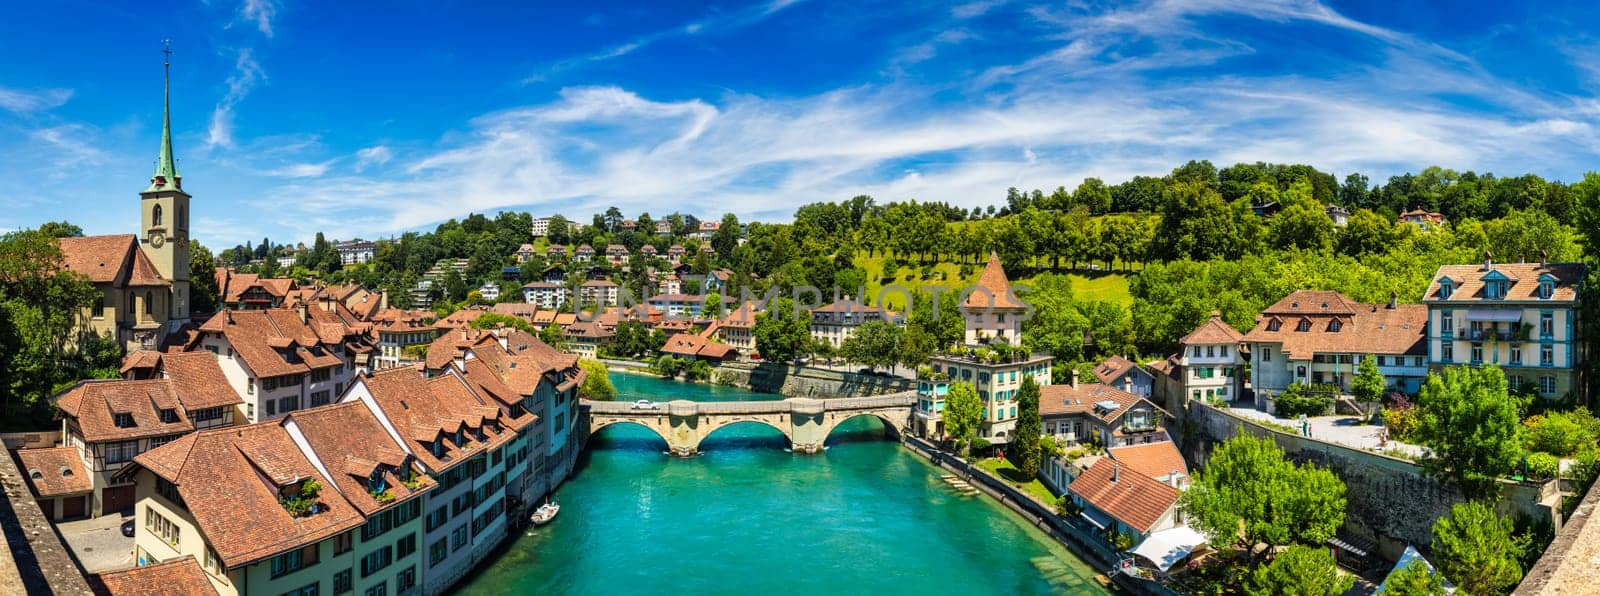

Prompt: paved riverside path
xmin=584 ymin=391 xmax=917 ymax=456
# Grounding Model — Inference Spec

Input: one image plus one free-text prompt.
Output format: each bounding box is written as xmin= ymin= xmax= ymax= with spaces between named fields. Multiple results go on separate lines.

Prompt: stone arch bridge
xmin=582 ymin=392 xmax=916 ymax=457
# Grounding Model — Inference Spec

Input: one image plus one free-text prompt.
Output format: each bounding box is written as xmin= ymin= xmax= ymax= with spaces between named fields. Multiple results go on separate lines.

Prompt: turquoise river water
xmin=455 ymin=372 xmax=1112 ymax=595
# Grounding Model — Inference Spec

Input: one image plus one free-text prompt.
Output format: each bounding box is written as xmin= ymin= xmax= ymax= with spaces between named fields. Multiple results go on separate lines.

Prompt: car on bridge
xmin=630 ymin=399 xmax=661 ymax=410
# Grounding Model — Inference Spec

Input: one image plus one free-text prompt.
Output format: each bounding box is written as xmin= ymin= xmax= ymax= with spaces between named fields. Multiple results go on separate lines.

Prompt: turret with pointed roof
xmin=961 ymin=252 xmax=1027 ymax=346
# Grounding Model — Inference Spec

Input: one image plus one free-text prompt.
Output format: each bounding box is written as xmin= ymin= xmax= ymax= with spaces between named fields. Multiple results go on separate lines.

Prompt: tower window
xmin=144 ymin=291 xmax=153 ymax=315
xmin=152 ymin=204 xmax=163 ymax=227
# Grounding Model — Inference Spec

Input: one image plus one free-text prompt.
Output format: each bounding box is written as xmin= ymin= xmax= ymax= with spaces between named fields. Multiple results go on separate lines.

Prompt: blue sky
xmin=1 ymin=0 xmax=1597 ymax=247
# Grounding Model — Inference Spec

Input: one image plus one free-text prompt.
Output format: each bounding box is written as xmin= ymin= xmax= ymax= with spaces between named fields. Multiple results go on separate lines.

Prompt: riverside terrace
xmin=583 ymin=392 xmax=916 ymax=456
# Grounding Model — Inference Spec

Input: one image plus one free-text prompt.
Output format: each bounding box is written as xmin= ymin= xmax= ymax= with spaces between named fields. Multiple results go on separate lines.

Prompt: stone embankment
xmin=715 ymin=362 xmax=914 ymax=397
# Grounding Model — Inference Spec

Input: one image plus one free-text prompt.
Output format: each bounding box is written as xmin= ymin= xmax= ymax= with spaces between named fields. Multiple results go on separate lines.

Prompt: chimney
xmin=224 ymin=311 xmax=234 ymax=325
xmin=1169 ymin=470 xmax=1181 ymax=488
xmin=1484 ymin=251 xmax=1494 ymax=271
xmin=1070 ymin=374 xmax=1079 ymax=390
xmin=1388 ymin=291 xmax=1398 ymax=310
xmin=1540 ymin=250 xmax=1548 ymax=268
xmin=297 ymin=303 xmax=308 ymax=323
xmin=1111 ymin=461 xmax=1119 ymax=484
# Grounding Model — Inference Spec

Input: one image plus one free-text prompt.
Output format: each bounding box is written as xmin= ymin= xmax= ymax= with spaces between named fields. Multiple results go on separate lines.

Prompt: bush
xmin=1275 ymin=383 xmax=1334 ymax=418
xmin=1524 ymin=452 xmax=1559 ymax=480
xmin=882 ymin=258 xmax=899 ymax=280
xmin=1523 ymin=409 xmax=1600 ymax=457
xmin=1384 ymin=406 xmax=1422 ymax=442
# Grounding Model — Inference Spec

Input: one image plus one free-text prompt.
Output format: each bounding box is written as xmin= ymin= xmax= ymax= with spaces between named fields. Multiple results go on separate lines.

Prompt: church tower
xmin=139 ymin=41 xmax=191 ymax=321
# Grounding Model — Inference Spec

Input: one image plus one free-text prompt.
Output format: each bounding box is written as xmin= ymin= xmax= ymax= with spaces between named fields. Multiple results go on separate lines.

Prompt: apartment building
xmin=809 ymin=298 xmax=893 ymax=349
xmin=194 ymin=308 xmax=364 ymax=423
xmin=1039 ymin=378 xmax=1166 ymax=448
xmin=1172 ymin=311 xmax=1247 ymax=404
xmin=1425 ymin=257 xmax=1587 ymax=400
xmin=1245 ymin=291 xmax=1427 ymax=397
xmin=579 ymin=279 xmax=620 ymax=307
xmin=40 ymin=352 xmax=242 ymax=517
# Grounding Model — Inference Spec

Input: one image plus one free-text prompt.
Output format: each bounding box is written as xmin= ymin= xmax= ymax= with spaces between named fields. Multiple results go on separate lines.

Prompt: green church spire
xmin=147 ymin=39 xmax=181 ymax=193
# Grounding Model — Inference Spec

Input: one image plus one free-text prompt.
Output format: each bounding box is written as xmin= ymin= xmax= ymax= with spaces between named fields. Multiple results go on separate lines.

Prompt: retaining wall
xmin=716 ymin=362 xmax=914 ymax=397
xmin=1183 ymin=401 xmax=1559 ymax=561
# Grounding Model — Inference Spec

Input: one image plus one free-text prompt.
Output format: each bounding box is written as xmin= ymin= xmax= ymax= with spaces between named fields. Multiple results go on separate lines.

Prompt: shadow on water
xmin=698 ymin=421 xmax=791 ymax=451
xmin=824 ymin=415 xmax=892 ymax=447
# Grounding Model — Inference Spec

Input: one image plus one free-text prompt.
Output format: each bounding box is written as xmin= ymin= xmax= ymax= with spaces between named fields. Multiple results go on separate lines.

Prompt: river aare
xmin=454 ymin=372 xmax=1113 ymax=595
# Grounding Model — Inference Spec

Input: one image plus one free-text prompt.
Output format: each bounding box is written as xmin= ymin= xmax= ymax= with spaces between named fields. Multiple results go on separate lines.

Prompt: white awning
xmin=1465 ymin=310 xmax=1523 ymax=323
xmin=1376 ymin=546 xmax=1456 ymax=594
xmin=1130 ymin=526 xmax=1208 ymax=572
xmin=1078 ymin=511 xmax=1107 ymax=530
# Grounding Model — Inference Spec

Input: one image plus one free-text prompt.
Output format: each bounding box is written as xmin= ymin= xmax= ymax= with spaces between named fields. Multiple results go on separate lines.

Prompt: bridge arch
xmin=821 ymin=411 xmax=904 ymax=445
xmin=694 ymin=417 xmax=794 ymax=452
xmin=589 ymin=418 xmax=671 ymax=451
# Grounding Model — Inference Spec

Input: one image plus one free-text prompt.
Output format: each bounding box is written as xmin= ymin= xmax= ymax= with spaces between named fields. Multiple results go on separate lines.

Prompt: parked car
xmin=630 ymin=399 xmax=660 ymax=410
xmin=121 ymin=519 xmax=135 ymax=537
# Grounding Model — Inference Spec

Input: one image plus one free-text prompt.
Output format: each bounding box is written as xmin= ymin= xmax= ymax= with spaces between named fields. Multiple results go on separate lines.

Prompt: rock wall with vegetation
xmin=716 ymin=363 xmax=913 ymax=397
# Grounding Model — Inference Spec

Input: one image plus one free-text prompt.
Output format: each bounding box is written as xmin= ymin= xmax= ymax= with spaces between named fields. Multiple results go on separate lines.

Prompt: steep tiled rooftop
xmin=95 ymin=555 xmax=219 ymax=596
xmin=130 ymin=424 xmax=365 ymax=568
xmin=16 ymin=447 xmax=91 ymax=497
xmin=1068 ymin=458 xmax=1180 ymax=533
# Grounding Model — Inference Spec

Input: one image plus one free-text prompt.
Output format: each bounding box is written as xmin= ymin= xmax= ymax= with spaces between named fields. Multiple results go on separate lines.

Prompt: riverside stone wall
xmin=715 ymin=363 xmax=914 ymax=397
xmin=1183 ymin=401 xmax=1558 ymax=561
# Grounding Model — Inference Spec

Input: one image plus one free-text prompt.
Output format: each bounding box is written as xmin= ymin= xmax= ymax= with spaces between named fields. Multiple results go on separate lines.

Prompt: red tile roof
xmin=1093 ymin=356 xmax=1147 ymax=385
xmin=131 ymin=423 xmax=366 ymax=569
xmin=55 ymin=379 xmax=194 ymax=442
xmin=16 ymin=447 xmax=91 ymax=497
xmin=660 ymin=333 xmax=737 ymax=360
xmin=197 ymin=309 xmax=351 ymax=378
xmin=1180 ymin=311 xmax=1244 ymax=345
xmin=1038 ymin=382 xmax=1149 ymax=423
xmin=157 ymin=352 xmax=247 ymax=410
xmin=963 ymin=252 xmax=1027 ymax=310
xmin=1068 ymin=458 xmax=1179 ymax=533
xmin=1108 ymin=441 xmax=1188 ymax=482
xmin=1424 ymin=262 xmax=1585 ymax=303
xmin=284 ymin=402 xmax=433 ymax=515
xmin=95 ymin=555 xmax=219 ymax=596
xmin=1243 ymin=290 xmax=1426 ymax=358
xmin=57 ymin=235 xmax=169 ymax=286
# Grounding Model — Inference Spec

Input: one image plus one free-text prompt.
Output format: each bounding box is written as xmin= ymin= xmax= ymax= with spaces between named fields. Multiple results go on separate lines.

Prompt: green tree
xmin=1012 ymin=376 xmax=1043 ymax=475
xmin=1415 ymin=366 xmax=1523 ymax=492
xmin=188 ymin=240 xmax=222 ymax=315
xmin=539 ymin=323 xmax=568 ymax=349
xmin=1179 ymin=434 xmax=1347 ymax=564
xmin=839 ymin=320 xmax=901 ymax=372
xmin=37 ymin=221 xmax=83 ymax=238
xmin=1245 ymin=545 xmax=1353 ymax=596
xmin=0 ymin=229 xmax=105 ymax=418
xmin=469 ymin=312 xmax=536 ymax=335
xmin=1352 ymin=355 xmax=1385 ymax=410
xmin=944 ymin=382 xmax=983 ymax=453
xmin=753 ymin=297 xmax=811 ymax=363
xmin=578 ymin=358 xmax=616 ymax=400
xmin=1071 ymin=178 xmax=1113 ymax=214
xmin=1337 ymin=209 xmax=1395 ymax=256
xmin=1431 ymin=501 xmax=1526 ymax=596
xmin=1382 ymin=559 xmax=1448 ymax=596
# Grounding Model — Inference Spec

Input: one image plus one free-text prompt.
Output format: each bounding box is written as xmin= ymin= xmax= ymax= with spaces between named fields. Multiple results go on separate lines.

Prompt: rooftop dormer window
xmin=367 ymin=470 xmax=387 ymax=495
xmin=1267 ymin=319 xmax=1281 ymax=332
xmin=1328 ymin=320 xmax=1343 ymax=332
xmin=1439 ymin=280 xmax=1453 ymax=300
xmin=1539 ymin=280 xmax=1555 ymax=300
xmin=113 ymin=413 xmax=135 ymax=428
xmin=158 ymin=408 xmax=178 ymax=424
xmin=1296 ymin=319 xmax=1311 ymax=332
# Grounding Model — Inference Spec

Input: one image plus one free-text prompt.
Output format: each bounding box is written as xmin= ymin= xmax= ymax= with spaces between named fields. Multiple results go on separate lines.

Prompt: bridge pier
xmin=667 ymin=400 xmax=701 ymax=457
xmin=789 ymin=398 xmax=826 ymax=455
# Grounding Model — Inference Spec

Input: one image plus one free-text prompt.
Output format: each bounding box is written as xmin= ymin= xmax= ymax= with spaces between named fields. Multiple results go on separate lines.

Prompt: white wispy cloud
xmin=0 ymin=87 xmax=73 ymax=114
xmin=523 ymin=0 xmax=809 ymax=83
xmin=354 ymin=145 xmax=394 ymax=169
xmin=240 ymin=0 xmax=278 ymax=37
xmin=235 ymin=0 xmax=1596 ymax=243
xmin=206 ymin=49 xmax=265 ymax=150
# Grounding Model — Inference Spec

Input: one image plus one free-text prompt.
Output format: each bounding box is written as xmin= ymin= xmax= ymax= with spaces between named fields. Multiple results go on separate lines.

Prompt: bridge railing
xmin=581 ymin=391 xmax=916 ymax=416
